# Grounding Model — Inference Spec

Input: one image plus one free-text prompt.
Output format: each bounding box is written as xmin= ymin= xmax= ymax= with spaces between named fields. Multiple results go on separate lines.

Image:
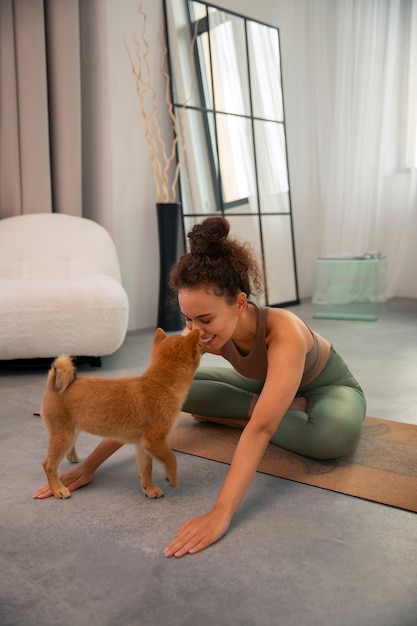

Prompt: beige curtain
xmin=0 ymin=0 xmax=82 ymax=218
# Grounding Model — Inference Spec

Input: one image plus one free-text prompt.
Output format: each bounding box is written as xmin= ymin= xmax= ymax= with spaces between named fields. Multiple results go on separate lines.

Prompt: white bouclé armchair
xmin=0 ymin=213 xmax=129 ymax=363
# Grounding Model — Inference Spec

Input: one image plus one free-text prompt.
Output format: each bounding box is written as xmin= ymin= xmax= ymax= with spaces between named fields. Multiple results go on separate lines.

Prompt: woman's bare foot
xmin=192 ymin=414 xmax=249 ymax=429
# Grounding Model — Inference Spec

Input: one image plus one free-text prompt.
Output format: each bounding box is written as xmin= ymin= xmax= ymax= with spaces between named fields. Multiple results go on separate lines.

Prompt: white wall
xmin=104 ymin=0 xmax=415 ymax=331
xmin=105 ymin=0 xmax=166 ymax=331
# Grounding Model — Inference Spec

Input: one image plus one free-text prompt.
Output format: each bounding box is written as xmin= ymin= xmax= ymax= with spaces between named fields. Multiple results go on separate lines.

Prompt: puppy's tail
xmin=47 ymin=355 xmax=76 ymax=393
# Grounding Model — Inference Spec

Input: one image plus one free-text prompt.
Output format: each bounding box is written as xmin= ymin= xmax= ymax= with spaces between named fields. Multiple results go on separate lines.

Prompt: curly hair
xmin=169 ymin=217 xmax=264 ymax=303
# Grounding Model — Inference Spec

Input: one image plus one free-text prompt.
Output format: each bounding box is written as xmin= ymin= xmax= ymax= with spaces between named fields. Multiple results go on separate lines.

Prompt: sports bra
xmin=220 ymin=304 xmax=322 ymax=387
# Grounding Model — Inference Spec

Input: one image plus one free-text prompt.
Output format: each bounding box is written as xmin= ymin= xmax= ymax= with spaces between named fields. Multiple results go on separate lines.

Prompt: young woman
xmin=34 ymin=217 xmax=366 ymax=558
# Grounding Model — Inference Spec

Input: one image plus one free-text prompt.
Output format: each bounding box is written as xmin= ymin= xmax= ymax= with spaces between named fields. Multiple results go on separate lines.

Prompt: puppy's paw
xmin=53 ymin=486 xmax=71 ymax=499
xmin=166 ymin=476 xmax=178 ymax=487
xmin=66 ymin=446 xmax=78 ymax=463
xmin=142 ymin=485 xmax=164 ymax=499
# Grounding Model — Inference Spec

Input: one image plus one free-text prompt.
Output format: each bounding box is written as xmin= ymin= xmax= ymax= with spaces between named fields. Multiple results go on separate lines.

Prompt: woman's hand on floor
xmin=163 ymin=509 xmax=231 ymax=558
xmin=32 ymin=464 xmax=94 ymax=499
xmin=32 ymin=439 xmax=123 ymax=498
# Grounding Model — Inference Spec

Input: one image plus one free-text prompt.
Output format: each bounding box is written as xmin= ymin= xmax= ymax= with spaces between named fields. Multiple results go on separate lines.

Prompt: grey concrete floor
xmin=0 ymin=298 xmax=416 ymax=626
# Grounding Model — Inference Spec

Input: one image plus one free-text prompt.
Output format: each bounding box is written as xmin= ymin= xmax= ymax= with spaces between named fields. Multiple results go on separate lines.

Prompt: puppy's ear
xmin=153 ymin=327 xmax=167 ymax=347
xmin=185 ymin=328 xmax=200 ymax=346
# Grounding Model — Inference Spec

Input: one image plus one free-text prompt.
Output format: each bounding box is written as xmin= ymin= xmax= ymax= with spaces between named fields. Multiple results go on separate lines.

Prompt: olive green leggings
xmin=182 ymin=347 xmax=366 ymax=459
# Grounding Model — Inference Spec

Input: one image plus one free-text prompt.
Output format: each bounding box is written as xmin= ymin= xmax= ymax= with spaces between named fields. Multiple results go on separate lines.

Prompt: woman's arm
xmin=33 ymin=438 xmax=123 ymax=499
xmin=164 ymin=326 xmax=307 ymax=558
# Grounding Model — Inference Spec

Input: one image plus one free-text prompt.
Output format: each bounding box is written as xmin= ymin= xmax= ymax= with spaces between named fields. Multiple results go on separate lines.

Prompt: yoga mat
xmin=170 ymin=415 xmax=417 ymax=513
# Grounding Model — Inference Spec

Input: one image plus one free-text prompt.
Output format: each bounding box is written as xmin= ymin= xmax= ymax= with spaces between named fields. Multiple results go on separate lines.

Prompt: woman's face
xmin=178 ymin=286 xmax=246 ymax=352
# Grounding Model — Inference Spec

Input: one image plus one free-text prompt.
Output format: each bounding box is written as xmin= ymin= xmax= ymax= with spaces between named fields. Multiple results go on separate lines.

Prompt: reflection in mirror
xmin=254 ymin=120 xmax=290 ymax=214
xmin=247 ymin=21 xmax=283 ymax=121
xmin=164 ymin=0 xmax=299 ymax=306
xmin=177 ymin=109 xmax=219 ymax=213
xmin=216 ymin=114 xmax=258 ymax=213
xmin=262 ymin=215 xmax=297 ymax=303
xmin=207 ymin=9 xmax=251 ymax=115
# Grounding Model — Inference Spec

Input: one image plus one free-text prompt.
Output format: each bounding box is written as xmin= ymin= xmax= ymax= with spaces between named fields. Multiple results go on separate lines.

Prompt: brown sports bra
xmin=221 ymin=304 xmax=322 ymax=387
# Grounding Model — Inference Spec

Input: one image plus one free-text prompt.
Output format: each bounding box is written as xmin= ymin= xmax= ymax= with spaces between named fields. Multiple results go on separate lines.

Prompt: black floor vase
xmin=156 ymin=202 xmax=184 ymax=331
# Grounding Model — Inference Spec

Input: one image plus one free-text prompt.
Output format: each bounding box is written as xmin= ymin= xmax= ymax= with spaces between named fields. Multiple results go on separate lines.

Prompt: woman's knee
xmin=315 ymin=419 xmax=363 ymax=458
xmin=270 ymin=389 xmax=366 ymax=459
xmin=271 ymin=417 xmax=362 ymax=459
xmin=307 ymin=391 xmax=365 ymax=457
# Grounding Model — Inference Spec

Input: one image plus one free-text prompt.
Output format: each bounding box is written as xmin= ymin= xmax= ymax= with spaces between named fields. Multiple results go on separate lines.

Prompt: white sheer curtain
xmin=406 ymin=0 xmax=417 ymax=168
xmin=0 ymin=0 xmax=113 ymax=226
xmin=308 ymin=0 xmax=417 ymax=297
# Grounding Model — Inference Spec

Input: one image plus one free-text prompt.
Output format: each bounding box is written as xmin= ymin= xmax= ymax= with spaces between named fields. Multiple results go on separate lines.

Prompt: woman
xmin=34 ymin=217 xmax=366 ymax=557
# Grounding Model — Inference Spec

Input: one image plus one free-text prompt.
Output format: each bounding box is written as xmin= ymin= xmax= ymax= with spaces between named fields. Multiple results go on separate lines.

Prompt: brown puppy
xmin=40 ymin=328 xmax=201 ymax=499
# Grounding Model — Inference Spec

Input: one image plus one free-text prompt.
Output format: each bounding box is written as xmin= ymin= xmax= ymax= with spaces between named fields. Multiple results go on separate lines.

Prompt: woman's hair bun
xmin=188 ymin=217 xmax=230 ymax=257
xmin=170 ymin=215 xmax=264 ymax=299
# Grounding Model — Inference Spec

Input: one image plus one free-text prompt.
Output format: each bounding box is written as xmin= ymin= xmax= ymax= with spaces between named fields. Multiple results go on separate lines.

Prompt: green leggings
xmin=182 ymin=347 xmax=366 ymax=459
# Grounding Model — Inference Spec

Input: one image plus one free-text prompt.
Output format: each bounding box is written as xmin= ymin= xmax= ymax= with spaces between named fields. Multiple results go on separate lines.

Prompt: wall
xmin=105 ymin=0 xmax=166 ymax=331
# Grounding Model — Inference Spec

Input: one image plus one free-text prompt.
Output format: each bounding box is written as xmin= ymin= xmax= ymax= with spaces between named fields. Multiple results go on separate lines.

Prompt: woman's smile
xmin=200 ymin=334 xmax=216 ymax=347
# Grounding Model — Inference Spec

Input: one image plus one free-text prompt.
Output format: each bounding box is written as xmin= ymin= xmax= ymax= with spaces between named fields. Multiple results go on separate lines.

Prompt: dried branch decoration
xmin=124 ymin=3 xmax=197 ymax=203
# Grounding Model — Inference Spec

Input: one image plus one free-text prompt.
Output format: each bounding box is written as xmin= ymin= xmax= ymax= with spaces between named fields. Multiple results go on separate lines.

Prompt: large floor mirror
xmin=163 ymin=0 xmax=299 ymax=306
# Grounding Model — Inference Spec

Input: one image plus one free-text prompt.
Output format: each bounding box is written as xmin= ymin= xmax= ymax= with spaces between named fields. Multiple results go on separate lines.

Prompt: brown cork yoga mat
xmin=170 ymin=415 xmax=417 ymax=513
